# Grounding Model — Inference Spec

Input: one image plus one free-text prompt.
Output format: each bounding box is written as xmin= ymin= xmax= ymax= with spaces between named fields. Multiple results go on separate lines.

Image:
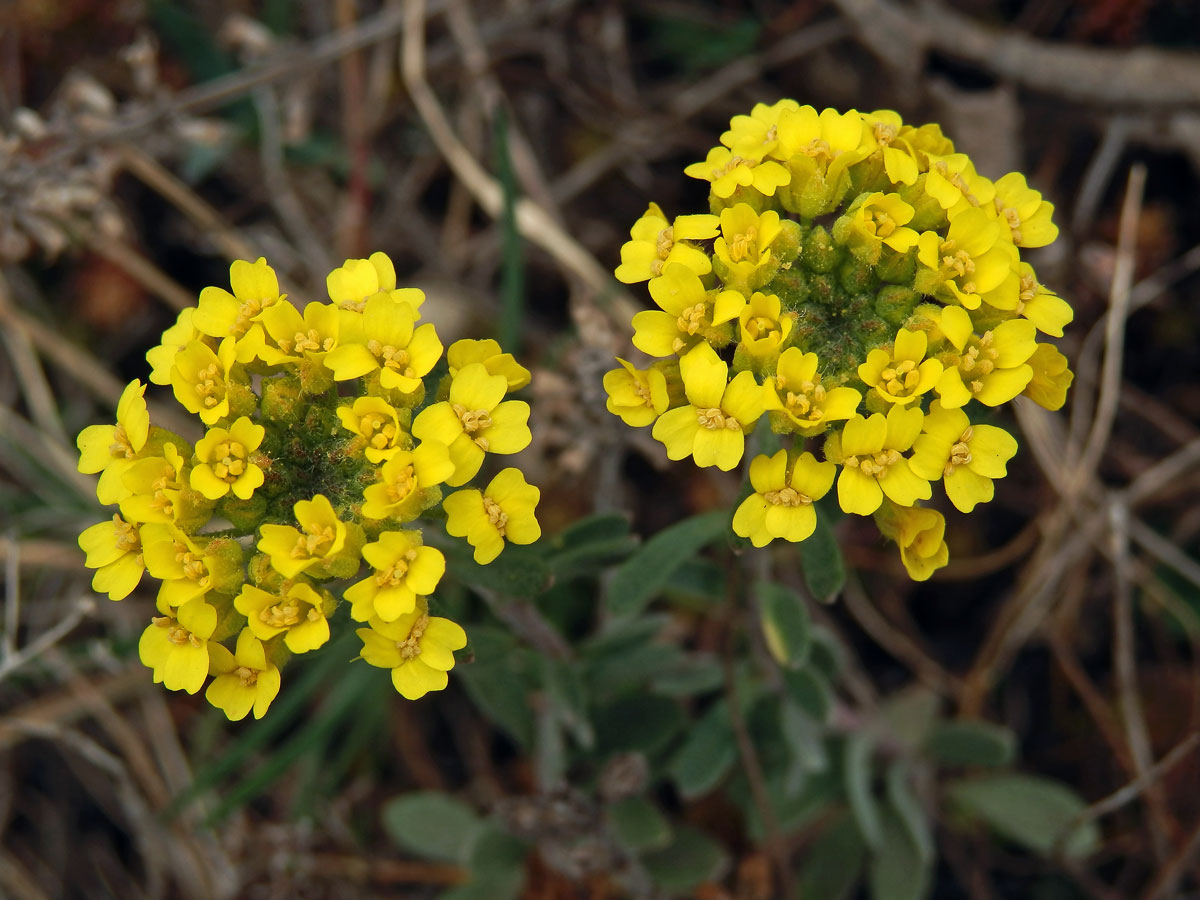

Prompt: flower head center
xmin=113 ymin=514 xmax=140 ymax=551
xmin=260 ymin=599 xmax=302 ymax=628
xmin=727 ymin=228 xmax=758 ymax=263
xmin=396 ymin=613 xmax=430 ymax=659
xmin=235 ymin=665 xmax=259 ymax=687
xmin=453 ymin=404 xmax=493 ymax=434
xmin=109 ymin=424 xmax=136 ymax=459
xmin=696 ymin=407 xmax=740 ymax=431
xmin=482 ymin=497 xmax=508 ymax=535
xmin=764 ymin=486 xmax=811 ymax=507
xmin=213 ymin=440 xmax=247 ymax=482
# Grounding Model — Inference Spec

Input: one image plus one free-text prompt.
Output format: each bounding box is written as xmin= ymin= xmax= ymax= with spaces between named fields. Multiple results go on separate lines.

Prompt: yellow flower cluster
xmin=78 ymin=255 xmax=541 ymax=718
xmin=606 ymin=102 xmax=1074 ymax=580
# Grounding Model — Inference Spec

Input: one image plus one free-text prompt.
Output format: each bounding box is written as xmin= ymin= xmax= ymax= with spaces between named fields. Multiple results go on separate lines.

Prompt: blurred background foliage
xmin=2 ymin=0 xmax=1200 ymax=898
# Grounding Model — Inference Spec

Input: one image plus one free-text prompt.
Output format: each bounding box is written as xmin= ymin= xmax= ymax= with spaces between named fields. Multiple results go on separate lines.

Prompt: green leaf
xmin=946 ymin=773 xmax=1101 ymax=858
xmin=844 ymin=733 xmax=883 ymax=849
xmin=545 ymin=512 xmax=638 ymax=580
xmin=382 ymin=793 xmax=485 ymax=863
xmin=447 ymin=542 xmax=551 ymax=599
xmin=668 ymin=702 xmax=737 ymax=798
xmin=758 ymin=582 xmax=812 ymax=669
xmin=796 ymin=814 xmax=866 ymax=900
xmin=595 ymin=694 xmax=686 ymax=757
xmin=539 ymin=656 xmax=593 ymax=749
xmin=642 ymin=826 xmax=727 ymax=891
xmin=879 ymin=686 xmax=941 ymax=753
xmin=868 ymin=809 xmax=933 ymax=900
xmin=798 ymin=501 xmax=845 ymax=602
xmin=885 ymin=761 xmax=934 ymax=865
xmin=457 ymin=654 xmax=535 ymax=748
xmin=608 ymin=796 xmax=673 ymax=852
xmin=781 ymin=700 xmax=829 ymax=777
xmin=651 ymin=653 xmax=725 ymax=697
xmin=783 ymin=665 xmax=834 ymax=724
xmin=807 ymin=625 xmax=846 ymax=682
xmin=606 ymin=510 xmax=729 ymax=616
xmin=927 ymin=720 xmax=1017 ymax=768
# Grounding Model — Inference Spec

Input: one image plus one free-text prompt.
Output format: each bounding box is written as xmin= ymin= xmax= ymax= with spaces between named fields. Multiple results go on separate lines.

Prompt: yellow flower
xmin=138 ymin=597 xmax=217 ymax=694
xmin=119 ymin=441 xmax=189 ymax=524
xmin=765 ymin=348 xmax=862 ymax=436
xmin=191 ymin=417 xmax=265 ymax=501
xmin=873 ymin=500 xmax=949 ymax=581
xmin=604 ymin=358 xmax=669 ymax=427
xmin=146 ymin=308 xmax=201 ymax=386
xmin=411 ymin=363 xmax=531 ymax=487
xmin=254 ymin=298 xmax=339 ymax=367
xmin=858 ymin=328 xmax=943 ymax=406
xmin=337 ymin=396 xmax=409 ymax=464
xmin=235 ymin=581 xmax=331 ymax=653
xmin=720 ymin=99 xmax=799 ymax=160
xmin=910 ymin=404 xmax=1018 ymax=512
xmin=826 ymin=405 xmax=930 ymax=515
xmin=992 ymin=172 xmax=1058 ymax=248
xmin=615 ymin=202 xmax=718 ymax=283
xmin=833 ymin=192 xmax=920 ymax=265
xmin=773 ymin=106 xmax=867 ymax=215
xmin=142 ymin=524 xmax=243 ymax=609
xmin=447 ymin=338 xmax=531 ymax=391
xmin=327 ymin=253 xmax=424 ymax=315
xmin=713 ymin=204 xmax=782 ymax=291
xmin=356 ymin=599 xmax=467 ymax=700
xmin=631 ymin=263 xmax=745 ymax=358
xmin=651 ymin=342 xmax=766 ymax=471
xmin=361 ymin=441 xmax=456 ymax=522
xmin=78 ymin=514 xmax=144 ymax=601
xmin=343 ymin=531 xmax=446 ymax=621
xmin=1016 ymin=264 xmax=1073 ymax=337
xmin=684 ymin=145 xmax=790 ymax=199
xmin=171 ymin=337 xmax=239 ymax=426
xmin=732 ymin=451 xmax=836 ymax=547
xmin=193 ymin=257 xmax=285 ymax=341
xmin=206 ymin=629 xmax=282 ymax=721
xmin=256 ymin=494 xmax=348 ymax=579
xmin=774 ymin=105 xmax=864 ymax=167
xmin=737 ymin=291 xmax=792 ymax=364
xmin=923 ymin=153 xmax=996 ymax=215
xmin=933 ymin=307 xmax=1035 ymax=408
xmin=1023 ymin=343 xmax=1074 ymax=411
xmin=325 ymin=294 xmax=442 ymax=394
xmin=77 ymin=379 xmax=151 ymax=506
xmin=861 ymin=111 xmax=924 ymax=185
xmin=917 ymin=207 xmax=1018 ymax=310
xmin=443 ymin=468 xmax=541 ymax=565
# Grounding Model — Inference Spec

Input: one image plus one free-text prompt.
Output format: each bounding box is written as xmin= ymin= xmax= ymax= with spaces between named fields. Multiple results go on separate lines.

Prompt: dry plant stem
xmin=933 ymin=519 xmax=1039 ymax=580
xmin=445 ymin=0 xmax=561 ymax=218
xmin=1139 ymin=814 xmax=1200 ymax=900
xmin=1109 ymin=498 xmax=1170 ymax=863
xmin=0 ymin=406 xmax=96 ymax=501
xmin=1126 ymin=517 xmax=1200 ymax=593
xmin=1071 ymin=115 xmax=1131 ymax=236
xmin=833 ymin=0 xmax=1200 ymax=106
xmin=1048 ymin=632 xmax=1134 ymax=774
xmin=1071 ymin=164 xmax=1145 ymax=484
xmin=0 ymin=597 xmax=94 ymax=685
xmin=1065 ymin=731 xmax=1200 ymax=844
xmin=3 ymin=535 xmax=17 ymax=659
xmin=723 ymin=646 xmax=795 ymax=900
xmin=0 ymin=665 xmax=147 ymax=751
xmin=842 ymin=572 xmax=962 ymax=697
xmin=253 ymin=87 xmax=334 ymax=285
xmin=400 ymin=0 xmax=633 ymax=316
xmin=116 ymin=145 xmax=260 ymax=264
xmin=85 ymin=230 xmax=194 ymax=313
xmin=0 ymin=272 xmax=69 ymax=448
xmin=335 ymin=0 xmax=370 ymax=259
xmin=46 ymin=2 xmax=429 ymax=165
xmin=0 ymin=290 xmax=195 ymax=437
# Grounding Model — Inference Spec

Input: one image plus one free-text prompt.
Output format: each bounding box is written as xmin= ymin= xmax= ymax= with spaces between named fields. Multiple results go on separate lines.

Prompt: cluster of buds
xmin=605 ymin=102 xmax=1074 ymax=579
xmin=77 ymin=255 xmax=540 ymax=718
